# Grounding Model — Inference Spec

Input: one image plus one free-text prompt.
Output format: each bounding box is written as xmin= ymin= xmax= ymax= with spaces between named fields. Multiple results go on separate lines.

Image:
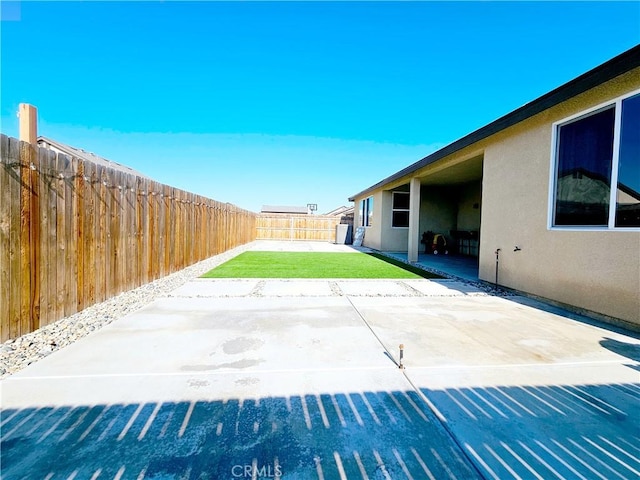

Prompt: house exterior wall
xmin=357 ymin=191 xmax=383 ymax=250
xmin=380 ymin=190 xmax=409 ymax=251
xmin=418 ymin=186 xmax=457 ymax=242
xmin=457 ymin=182 xmax=482 ymax=231
xmin=353 ymin=189 xmax=412 ymax=252
xmin=480 ymin=67 xmax=640 ymax=327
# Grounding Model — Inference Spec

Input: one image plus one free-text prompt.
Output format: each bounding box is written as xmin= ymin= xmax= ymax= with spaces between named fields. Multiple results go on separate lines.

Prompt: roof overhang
xmin=349 ymin=45 xmax=640 ymax=202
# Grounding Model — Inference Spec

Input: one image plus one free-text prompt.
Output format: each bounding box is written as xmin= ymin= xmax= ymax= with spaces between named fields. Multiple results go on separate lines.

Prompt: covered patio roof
xmin=349 ymin=45 xmax=640 ymax=201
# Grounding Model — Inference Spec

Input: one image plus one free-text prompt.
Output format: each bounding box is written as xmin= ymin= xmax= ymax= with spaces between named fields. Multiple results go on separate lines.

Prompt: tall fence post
xmin=19 ymin=104 xmax=37 ymax=145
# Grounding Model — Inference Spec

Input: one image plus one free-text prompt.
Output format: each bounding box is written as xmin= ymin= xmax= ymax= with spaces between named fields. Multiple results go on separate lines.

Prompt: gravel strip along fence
xmin=0 ymin=242 xmax=257 ymax=379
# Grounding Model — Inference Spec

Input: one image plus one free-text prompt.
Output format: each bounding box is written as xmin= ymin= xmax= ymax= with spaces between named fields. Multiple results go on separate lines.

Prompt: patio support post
xmin=408 ymin=177 xmax=421 ymax=262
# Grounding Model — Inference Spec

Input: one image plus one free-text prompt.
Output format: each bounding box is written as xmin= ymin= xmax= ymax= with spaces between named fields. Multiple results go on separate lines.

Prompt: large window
xmin=392 ymin=191 xmax=410 ymax=228
xmin=551 ymin=91 xmax=640 ymax=228
xmin=360 ymin=196 xmax=373 ymax=227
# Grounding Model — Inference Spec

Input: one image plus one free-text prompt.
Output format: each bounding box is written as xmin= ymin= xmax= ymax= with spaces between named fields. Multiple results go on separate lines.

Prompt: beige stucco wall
xmin=354 ymin=188 xmax=413 ymax=252
xmin=418 ymin=186 xmax=456 ymax=242
xmin=480 ymin=68 xmax=640 ymax=326
xmin=354 ymin=191 xmax=383 ymax=250
xmin=380 ymin=190 xmax=410 ymax=251
xmin=457 ymin=182 xmax=482 ymax=231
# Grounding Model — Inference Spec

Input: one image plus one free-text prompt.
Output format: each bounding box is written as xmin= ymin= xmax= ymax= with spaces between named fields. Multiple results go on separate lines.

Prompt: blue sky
xmin=1 ymin=1 xmax=639 ymax=213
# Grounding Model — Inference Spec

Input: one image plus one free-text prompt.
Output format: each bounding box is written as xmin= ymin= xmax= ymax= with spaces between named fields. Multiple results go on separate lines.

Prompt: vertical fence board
xmin=175 ymin=189 xmax=182 ymax=271
xmin=197 ymin=196 xmax=204 ymax=261
xmin=185 ymin=192 xmax=192 ymax=266
xmin=95 ymin=164 xmax=107 ymax=304
xmin=45 ymin=149 xmax=59 ymax=325
xmin=153 ymin=182 xmax=159 ymax=279
xmin=37 ymin=147 xmax=49 ymax=328
xmin=184 ymin=192 xmax=190 ymax=266
xmin=128 ymin=176 xmax=135 ymax=287
xmin=154 ymin=182 xmax=162 ymax=279
xmin=30 ymin=143 xmax=41 ymax=331
xmin=104 ymin=165 xmax=115 ymax=300
xmin=115 ymin=172 xmax=125 ymax=294
xmin=0 ymin=136 xmax=12 ymax=341
xmin=168 ymin=187 xmax=176 ymax=272
xmin=127 ymin=175 xmax=136 ymax=291
xmin=8 ymin=139 xmax=21 ymax=339
xmin=146 ymin=183 xmax=155 ymax=282
xmin=19 ymin=141 xmax=33 ymax=336
xmin=216 ymin=202 xmax=222 ymax=255
xmin=75 ymin=160 xmax=85 ymax=313
xmin=117 ymin=171 xmax=126 ymax=294
xmin=66 ymin=156 xmax=78 ymax=316
xmin=141 ymin=178 xmax=150 ymax=284
xmin=157 ymin=184 xmax=166 ymax=279
xmin=55 ymin=153 xmax=67 ymax=318
xmin=163 ymin=184 xmax=171 ymax=275
xmin=83 ymin=161 xmax=96 ymax=308
xmin=121 ymin=172 xmax=129 ymax=292
xmin=134 ymin=177 xmax=143 ymax=288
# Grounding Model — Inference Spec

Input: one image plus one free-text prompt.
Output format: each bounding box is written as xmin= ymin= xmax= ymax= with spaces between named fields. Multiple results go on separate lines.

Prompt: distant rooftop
xmin=261 ymin=205 xmax=309 ymax=214
xmin=38 ymin=136 xmax=149 ymax=179
xmin=324 ymin=205 xmax=354 ymax=216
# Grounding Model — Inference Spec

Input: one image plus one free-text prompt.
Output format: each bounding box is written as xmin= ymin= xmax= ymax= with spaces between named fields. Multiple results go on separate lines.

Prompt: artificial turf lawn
xmin=201 ymin=251 xmax=443 ymax=279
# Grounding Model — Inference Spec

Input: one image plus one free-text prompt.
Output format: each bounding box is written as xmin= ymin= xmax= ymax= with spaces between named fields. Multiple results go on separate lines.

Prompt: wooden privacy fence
xmin=256 ymin=214 xmax=343 ymax=242
xmin=0 ymin=134 xmax=256 ymax=341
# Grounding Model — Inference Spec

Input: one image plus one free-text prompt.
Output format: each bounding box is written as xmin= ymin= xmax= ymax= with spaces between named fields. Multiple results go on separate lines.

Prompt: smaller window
xmin=392 ymin=192 xmax=410 ymax=228
xmin=360 ymin=196 xmax=373 ymax=227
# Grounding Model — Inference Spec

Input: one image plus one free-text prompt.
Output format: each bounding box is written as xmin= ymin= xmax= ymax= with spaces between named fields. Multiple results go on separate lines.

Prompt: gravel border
xmin=0 ymin=242 xmax=257 ymax=379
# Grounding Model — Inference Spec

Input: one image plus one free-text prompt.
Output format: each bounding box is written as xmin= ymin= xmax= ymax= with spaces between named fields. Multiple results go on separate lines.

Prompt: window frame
xmin=391 ymin=191 xmax=410 ymax=228
xmin=360 ymin=196 xmax=373 ymax=227
xmin=548 ymin=88 xmax=640 ymax=231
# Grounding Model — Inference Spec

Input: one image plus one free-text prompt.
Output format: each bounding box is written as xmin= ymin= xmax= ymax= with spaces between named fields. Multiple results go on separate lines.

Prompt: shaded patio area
xmin=384 ymin=252 xmax=480 ymax=281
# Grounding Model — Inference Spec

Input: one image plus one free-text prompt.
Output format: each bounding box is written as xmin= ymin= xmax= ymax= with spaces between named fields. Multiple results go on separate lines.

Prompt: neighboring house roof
xmin=324 ymin=205 xmax=354 ymax=216
xmin=349 ymin=45 xmax=640 ymax=201
xmin=261 ymin=205 xmax=309 ymax=214
xmin=37 ymin=136 xmax=150 ymax=179
xmin=557 ymin=168 xmax=640 ymax=204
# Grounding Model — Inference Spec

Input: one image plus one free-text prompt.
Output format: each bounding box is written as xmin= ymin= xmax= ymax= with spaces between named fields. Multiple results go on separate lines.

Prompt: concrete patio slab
xmin=386 ymin=252 xmax=480 ymax=281
xmin=169 ymin=279 xmax=260 ymax=297
xmin=336 ymin=280 xmax=416 ymax=297
xmin=403 ymin=279 xmax=487 ymax=296
xmin=349 ymin=295 xmax=640 ymax=366
xmin=349 ymin=294 xmax=640 ymax=480
xmin=0 ymin=294 xmax=480 ymax=479
xmin=260 ymin=280 xmax=336 ymax=297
